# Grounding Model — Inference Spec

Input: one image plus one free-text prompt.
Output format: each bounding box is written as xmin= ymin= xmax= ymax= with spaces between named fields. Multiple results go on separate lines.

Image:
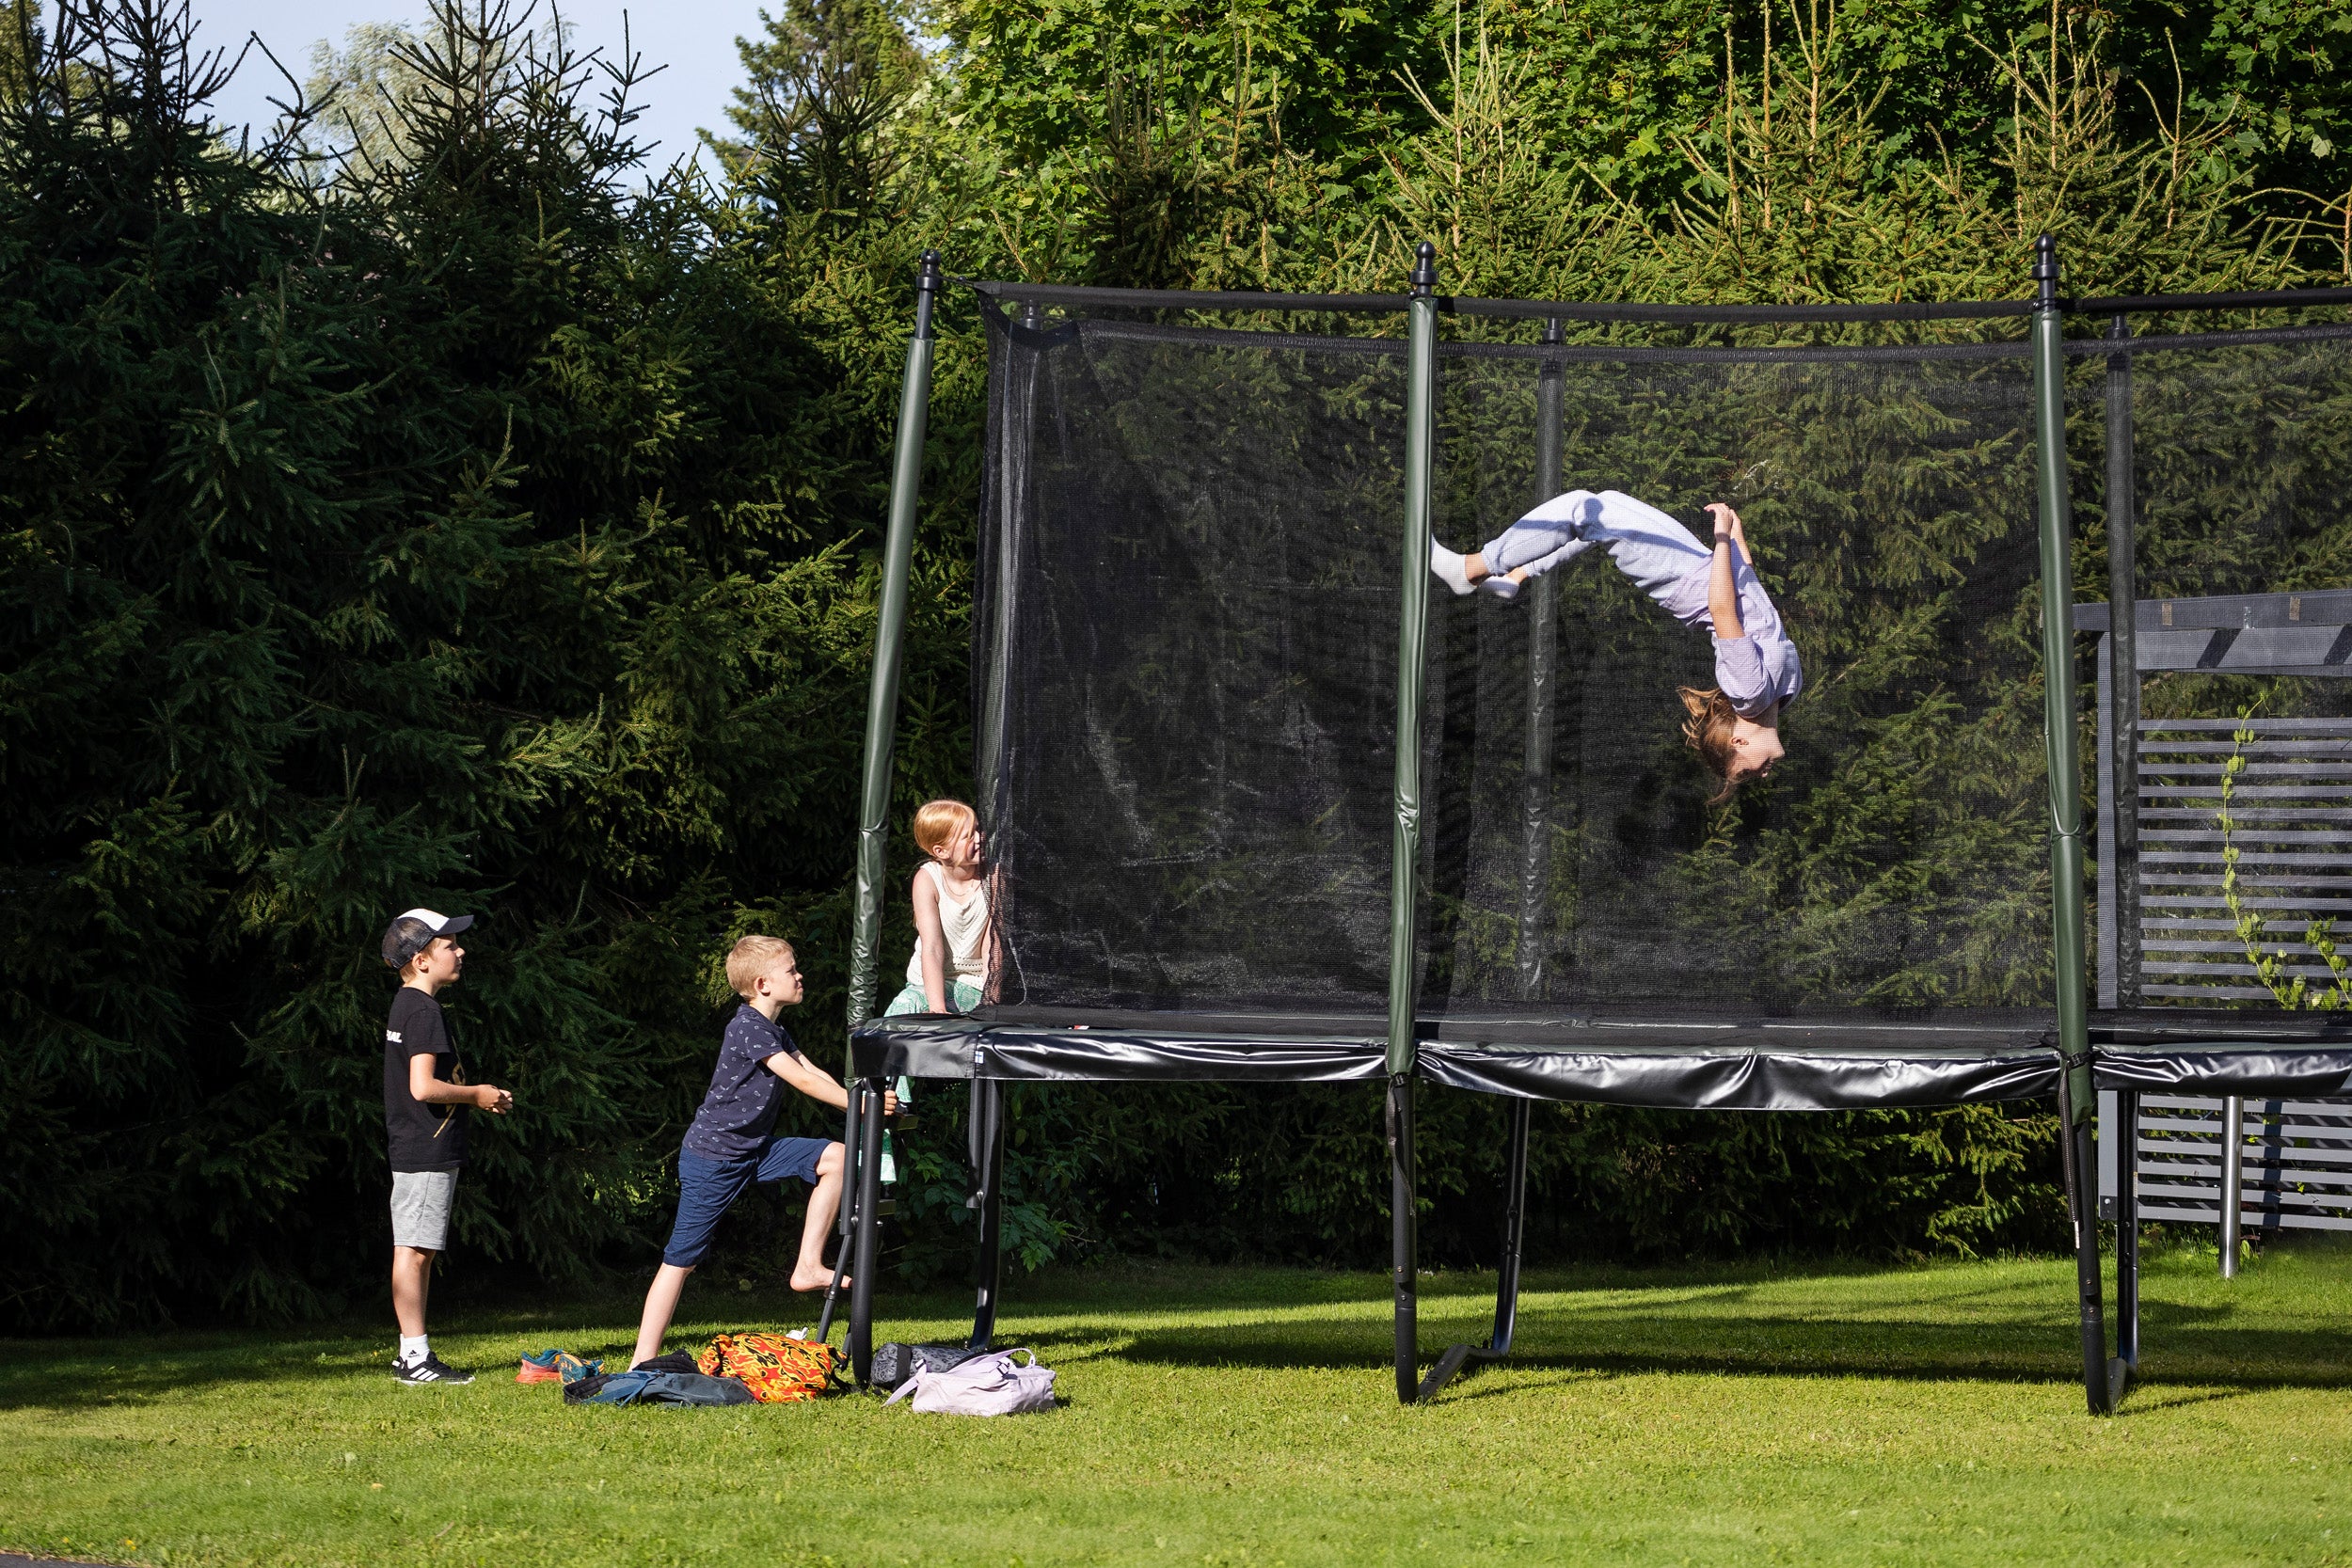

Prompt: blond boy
xmin=628 ymin=935 xmax=893 ymax=1369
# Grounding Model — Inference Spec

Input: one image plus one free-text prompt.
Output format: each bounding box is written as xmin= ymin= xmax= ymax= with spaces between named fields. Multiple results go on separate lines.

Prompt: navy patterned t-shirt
xmin=682 ymin=1005 xmax=801 ymax=1162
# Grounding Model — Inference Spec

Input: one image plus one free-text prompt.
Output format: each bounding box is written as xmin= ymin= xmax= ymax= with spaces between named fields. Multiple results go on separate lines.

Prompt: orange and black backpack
xmin=697 ymin=1332 xmax=843 ymax=1403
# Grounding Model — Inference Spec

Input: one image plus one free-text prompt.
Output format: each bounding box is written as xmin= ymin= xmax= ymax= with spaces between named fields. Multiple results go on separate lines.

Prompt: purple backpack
xmin=882 ymin=1348 xmax=1056 ymax=1416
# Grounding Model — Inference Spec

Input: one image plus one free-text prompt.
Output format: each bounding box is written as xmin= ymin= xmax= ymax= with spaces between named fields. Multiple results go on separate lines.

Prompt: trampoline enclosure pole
xmin=1517 ymin=318 xmax=1565 ymax=997
xmin=2031 ymin=234 xmax=2110 ymax=1416
xmin=837 ymin=255 xmax=939 ymax=1279
xmin=1478 ymin=317 xmax=1560 ymax=1380
xmin=1388 ymin=248 xmax=1438 ymax=1080
xmin=2103 ymin=310 xmax=2143 ymax=1373
xmin=1388 ymin=241 xmax=1440 ymax=1403
xmin=847 ymin=250 xmax=944 ymax=1037
xmin=2103 ymin=313 xmax=2141 ymax=1006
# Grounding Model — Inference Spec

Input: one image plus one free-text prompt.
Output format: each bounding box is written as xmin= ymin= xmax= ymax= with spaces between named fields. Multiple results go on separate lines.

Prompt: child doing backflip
xmin=1432 ymin=490 xmax=1801 ymax=800
xmin=629 ymin=934 xmax=895 ymax=1370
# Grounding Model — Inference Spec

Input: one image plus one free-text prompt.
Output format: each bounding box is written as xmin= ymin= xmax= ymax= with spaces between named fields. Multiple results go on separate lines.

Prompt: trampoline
xmin=834 ymin=241 xmax=2352 ymax=1413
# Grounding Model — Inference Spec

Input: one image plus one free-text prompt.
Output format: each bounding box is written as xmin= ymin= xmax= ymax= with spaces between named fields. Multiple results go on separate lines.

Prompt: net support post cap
xmin=1411 ymin=241 xmax=1438 ymax=296
xmin=914 ymin=249 xmax=943 ymax=339
xmin=2032 ymin=233 xmax=2060 ymax=309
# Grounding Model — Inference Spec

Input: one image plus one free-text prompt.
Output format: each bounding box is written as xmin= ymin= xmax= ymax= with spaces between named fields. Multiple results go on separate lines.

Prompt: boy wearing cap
xmin=380 ymin=908 xmax=513 ymax=1386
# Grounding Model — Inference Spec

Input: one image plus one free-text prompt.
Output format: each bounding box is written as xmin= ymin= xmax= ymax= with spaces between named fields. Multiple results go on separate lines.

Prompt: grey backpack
xmin=868 ymin=1341 xmax=980 ymax=1392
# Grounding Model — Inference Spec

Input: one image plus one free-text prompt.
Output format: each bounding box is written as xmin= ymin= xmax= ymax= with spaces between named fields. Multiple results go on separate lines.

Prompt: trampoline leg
xmin=813 ymin=1081 xmax=864 ymax=1347
xmin=2058 ymin=1067 xmax=2113 ymax=1415
xmin=2116 ymin=1087 xmax=2140 ymax=1371
xmin=1491 ymin=1096 xmax=1530 ymax=1355
xmin=1390 ymin=1073 xmax=1419 ymax=1404
xmin=848 ymin=1078 xmax=886 ymax=1385
xmin=1418 ymin=1095 xmax=1531 ymax=1402
xmin=968 ymin=1078 xmax=1006 ymax=1352
xmin=2218 ymin=1093 xmax=2246 ymax=1280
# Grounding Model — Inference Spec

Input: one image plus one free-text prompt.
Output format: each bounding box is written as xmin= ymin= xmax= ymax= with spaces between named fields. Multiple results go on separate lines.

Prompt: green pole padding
xmin=2031 ymin=234 xmax=2114 ymax=1415
xmin=1389 ymin=242 xmax=1439 ymax=1402
xmin=1387 ymin=243 xmax=1438 ymax=1079
xmin=2030 ymin=235 xmax=2091 ymax=1108
xmin=847 ymin=251 xmax=943 ymax=1037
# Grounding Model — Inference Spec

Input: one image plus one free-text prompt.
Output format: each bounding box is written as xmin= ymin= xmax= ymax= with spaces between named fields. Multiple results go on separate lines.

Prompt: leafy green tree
xmin=10 ymin=0 xmax=2352 ymax=1330
xmin=0 ymin=0 xmax=892 ymax=1326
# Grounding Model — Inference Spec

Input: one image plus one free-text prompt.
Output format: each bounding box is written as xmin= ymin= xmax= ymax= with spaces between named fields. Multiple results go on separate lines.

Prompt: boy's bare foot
xmin=789 ymin=1264 xmax=845 ymax=1291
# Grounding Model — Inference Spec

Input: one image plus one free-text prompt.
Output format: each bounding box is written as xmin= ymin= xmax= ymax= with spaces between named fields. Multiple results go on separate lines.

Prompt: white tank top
xmin=907 ymin=862 xmax=990 ymax=988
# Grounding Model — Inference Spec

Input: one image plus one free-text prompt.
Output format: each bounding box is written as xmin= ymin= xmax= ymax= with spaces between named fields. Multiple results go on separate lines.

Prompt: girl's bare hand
xmin=1703 ymin=501 xmax=1739 ymax=540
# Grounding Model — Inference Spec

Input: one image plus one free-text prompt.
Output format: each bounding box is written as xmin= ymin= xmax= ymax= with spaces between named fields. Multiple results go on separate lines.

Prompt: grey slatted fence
xmin=2082 ymin=593 xmax=2352 ymax=1243
xmin=2135 ymin=1096 xmax=2352 ymax=1233
xmin=2137 ymin=719 xmax=2352 ymax=1003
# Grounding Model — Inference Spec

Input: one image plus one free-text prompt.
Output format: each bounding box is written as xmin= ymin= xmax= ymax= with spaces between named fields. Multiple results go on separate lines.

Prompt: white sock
xmin=1430 ymin=543 xmax=1476 ymax=596
xmin=399 ymin=1335 xmax=428 ymax=1364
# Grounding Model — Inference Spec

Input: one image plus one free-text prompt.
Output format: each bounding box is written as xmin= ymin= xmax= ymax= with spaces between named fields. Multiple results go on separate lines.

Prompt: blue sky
xmin=194 ymin=0 xmax=771 ymax=175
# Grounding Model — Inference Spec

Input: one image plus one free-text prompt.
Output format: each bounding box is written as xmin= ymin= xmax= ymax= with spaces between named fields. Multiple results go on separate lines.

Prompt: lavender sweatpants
xmin=1480 ymin=489 xmax=1712 ymax=607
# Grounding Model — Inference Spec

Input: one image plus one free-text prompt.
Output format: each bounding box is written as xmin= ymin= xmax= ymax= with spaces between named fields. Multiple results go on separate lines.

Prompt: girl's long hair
xmin=1677 ymin=687 xmax=1740 ymax=805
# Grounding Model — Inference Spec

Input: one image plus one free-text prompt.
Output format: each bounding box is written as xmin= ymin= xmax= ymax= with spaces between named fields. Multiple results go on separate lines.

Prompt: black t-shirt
xmin=385 ymin=988 xmax=468 ymax=1172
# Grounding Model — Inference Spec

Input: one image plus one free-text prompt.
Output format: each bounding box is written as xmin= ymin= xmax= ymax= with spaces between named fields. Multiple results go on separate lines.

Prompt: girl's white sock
xmin=399 ymin=1335 xmax=429 ymax=1364
xmin=1430 ymin=543 xmax=1475 ymax=596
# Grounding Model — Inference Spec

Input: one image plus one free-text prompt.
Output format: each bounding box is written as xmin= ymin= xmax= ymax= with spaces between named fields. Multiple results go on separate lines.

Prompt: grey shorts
xmin=390 ymin=1169 xmax=458 ymax=1252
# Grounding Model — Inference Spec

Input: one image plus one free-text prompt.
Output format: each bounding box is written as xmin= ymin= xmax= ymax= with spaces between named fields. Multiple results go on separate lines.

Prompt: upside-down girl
xmin=1431 ymin=491 xmax=1800 ymax=800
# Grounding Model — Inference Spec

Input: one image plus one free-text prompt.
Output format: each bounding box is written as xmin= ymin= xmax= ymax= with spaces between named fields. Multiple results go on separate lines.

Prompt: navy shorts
xmin=661 ymin=1136 xmax=832 ymax=1268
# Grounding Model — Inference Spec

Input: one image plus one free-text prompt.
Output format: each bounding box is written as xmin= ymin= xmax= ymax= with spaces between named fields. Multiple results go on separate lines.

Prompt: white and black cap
xmin=382 ymin=908 xmax=477 ymax=970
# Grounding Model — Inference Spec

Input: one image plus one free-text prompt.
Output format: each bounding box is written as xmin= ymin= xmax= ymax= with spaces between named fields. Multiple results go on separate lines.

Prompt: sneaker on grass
xmin=393 ymin=1353 xmax=475 ymax=1386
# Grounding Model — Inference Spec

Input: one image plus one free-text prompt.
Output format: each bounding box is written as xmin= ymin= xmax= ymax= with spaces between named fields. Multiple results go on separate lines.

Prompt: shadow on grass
xmin=10 ymin=1252 xmax=2346 ymax=1413
xmin=1011 ymin=1290 xmax=2352 ymax=1394
xmin=1097 ymin=1318 xmax=2092 ymax=1386
xmin=0 ymin=1325 xmax=639 ymax=1414
xmin=0 ymin=1347 xmax=396 ymax=1412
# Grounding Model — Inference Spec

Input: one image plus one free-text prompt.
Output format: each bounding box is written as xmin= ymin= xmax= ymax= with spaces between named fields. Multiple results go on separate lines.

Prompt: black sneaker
xmin=393 ymin=1353 xmax=474 ymax=1386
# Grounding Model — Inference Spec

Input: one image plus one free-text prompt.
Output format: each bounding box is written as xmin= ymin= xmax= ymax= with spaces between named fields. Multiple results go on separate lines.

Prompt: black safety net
xmin=2073 ymin=322 xmax=2352 ymax=1015
xmin=962 ymin=290 xmax=2352 ymax=1064
xmin=974 ymin=307 xmax=1413 ymax=1015
xmin=1418 ymin=340 xmax=2044 ymax=1024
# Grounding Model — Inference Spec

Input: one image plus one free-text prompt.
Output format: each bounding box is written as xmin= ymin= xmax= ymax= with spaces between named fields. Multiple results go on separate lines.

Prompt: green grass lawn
xmin=5 ymin=1241 xmax=2349 ymax=1567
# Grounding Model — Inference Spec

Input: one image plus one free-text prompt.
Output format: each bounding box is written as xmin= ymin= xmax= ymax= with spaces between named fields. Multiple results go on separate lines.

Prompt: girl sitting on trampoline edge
xmin=1431 ymin=491 xmax=1801 ymax=800
xmin=883 ymin=798 xmax=999 ymax=1018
